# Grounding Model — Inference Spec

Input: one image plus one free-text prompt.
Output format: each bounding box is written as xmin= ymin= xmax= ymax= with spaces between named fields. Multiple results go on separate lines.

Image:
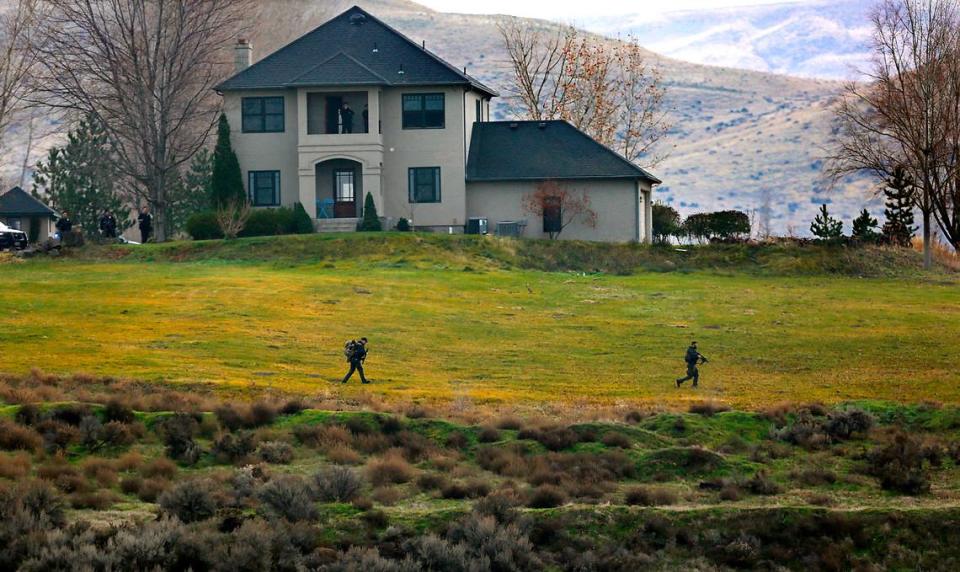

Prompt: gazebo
xmin=0 ymin=186 xmax=58 ymax=242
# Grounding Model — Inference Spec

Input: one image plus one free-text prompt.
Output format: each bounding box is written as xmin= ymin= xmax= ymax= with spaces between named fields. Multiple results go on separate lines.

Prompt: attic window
xmin=350 ymin=13 xmax=367 ymax=25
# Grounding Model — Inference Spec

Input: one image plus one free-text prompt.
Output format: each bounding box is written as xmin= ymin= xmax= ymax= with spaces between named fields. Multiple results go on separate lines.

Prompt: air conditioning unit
xmin=466 ymin=217 xmax=488 ymax=235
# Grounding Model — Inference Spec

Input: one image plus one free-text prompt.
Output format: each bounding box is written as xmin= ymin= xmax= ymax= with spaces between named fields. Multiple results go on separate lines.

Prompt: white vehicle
xmin=0 ymin=221 xmax=28 ymax=250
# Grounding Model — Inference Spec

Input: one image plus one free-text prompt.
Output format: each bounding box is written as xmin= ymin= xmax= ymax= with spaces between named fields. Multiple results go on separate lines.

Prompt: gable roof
xmin=216 ymin=6 xmax=497 ymax=97
xmin=0 ymin=186 xmax=57 ymax=217
xmin=466 ymin=121 xmax=661 ymax=184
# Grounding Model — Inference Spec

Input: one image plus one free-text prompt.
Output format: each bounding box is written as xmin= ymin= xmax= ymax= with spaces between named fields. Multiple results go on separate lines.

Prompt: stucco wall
xmin=466 ymin=179 xmax=647 ymax=243
xmin=223 ymin=90 xmax=300 ymax=208
xmin=380 ymin=86 xmax=468 ymax=228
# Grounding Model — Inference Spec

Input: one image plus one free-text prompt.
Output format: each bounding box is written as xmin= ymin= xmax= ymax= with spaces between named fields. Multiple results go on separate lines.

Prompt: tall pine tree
xmin=810 ymin=203 xmax=843 ymax=240
xmin=359 ymin=192 xmax=382 ymax=231
xmin=167 ymin=148 xmax=215 ymax=235
xmin=211 ymin=113 xmax=245 ymax=209
xmin=881 ymin=167 xmax=917 ymax=247
xmin=32 ymin=115 xmax=129 ymax=238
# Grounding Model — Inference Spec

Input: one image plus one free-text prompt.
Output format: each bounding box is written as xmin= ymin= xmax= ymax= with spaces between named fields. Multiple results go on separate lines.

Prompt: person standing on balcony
xmin=341 ymin=103 xmax=355 ymax=134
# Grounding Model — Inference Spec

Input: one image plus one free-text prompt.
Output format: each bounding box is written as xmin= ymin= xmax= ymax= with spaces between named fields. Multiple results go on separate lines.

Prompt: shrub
xmin=527 ymin=485 xmax=566 ymax=508
xmin=325 ymin=445 xmax=362 ymax=465
xmin=257 ymin=441 xmax=294 ymax=464
xmin=81 ymin=458 xmax=118 ymax=487
xmin=416 ymin=472 xmax=448 ymax=492
xmin=600 ymin=432 xmax=633 ymax=449
xmin=69 ymin=490 xmax=119 ymax=510
xmin=688 ymin=401 xmax=731 ymax=417
xmin=50 ymin=404 xmax=91 ymax=426
xmin=792 ymin=466 xmax=838 ymax=486
xmin=345 ymin=416 xmax=374 ymax=435
xmin=35 ymin=420 xmax=79 ymax=452
xmin=78 ymin=415 xmax=103 ymax=449
xmin=240 ymin=207 xmax=298 ymax=238
xmin=495 ymin=415 xmax=524 ymax=431
xmin=158 ymin=413 xmax=202 ymax=464
xmin=371 ymin=486 xmax=403 ymax=506
xmin=358 ymin=193 xmax=382 ymax=231
xmin=366 ymin=453 xmax=415 ymax=486
xmin=215 ymin=404 xmax=246 ymax=432
xmin=257 ymin=476 xmax=317 ymax=522
xmin=867 ymin=431 xmax=931 ymax=494
xmin=477 ymin=426 xmax=501 ymax=443
xmin=213 ymin=431 xmax=258 ymax=463
xmin=444 ymin=431 xmax=470 ymax=449
xmin=158 ymin=480 xmax=217 ymax=523
xmin=279 ymin=399 xmax=307 ymax=416
xmin=519 ymin=426 xmax=578 ymax=451
xmin=137 ymin=478 xmax=170 ymax=502
xmin=0 ymin=420 xmax=42 ymax=452
xmin=624 ymin=486 xmax=678 ymax=506
xmin=291 ymin=202 xmax=314 ymax=234
xmin=719 ymin=483 xmax=742 ymax=501
xmin=395 ymin=217 xmax=411 ymax=232
xmin=313 ymin=466 xmax=364 ymax=502
xmin=824 ymin=408 xmax=874 ymax=440
xmin=746 ymin=471 xmax=782 ymax=495
xmin=15 ymin=404 xmax=43 ymax=426
xmin=120 ymin=476 xmax=143 ymax=495
xmin=186 ymin=211 xmax=224 ymax=240
xmin=624 ymin=410 xmax=646 ymax=424
xmin=16 ymin=480 xmax=66 ymax=527
xmin=0 ymin=453 xmax=31 ymax=479
xmin=377 ymin=415 xmax=403 ymax=435
xmin=141 ymin=458 xmax=178 ymax=480
xmin=100 ymin=421 xmax=137 ymax=448
xmin=103 ymin=399 xmax=136 ymax=424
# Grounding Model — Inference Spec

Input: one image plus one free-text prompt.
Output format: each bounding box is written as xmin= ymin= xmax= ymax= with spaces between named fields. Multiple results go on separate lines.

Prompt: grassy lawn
xmin=2 ymin=235 xmax=957 ymax=408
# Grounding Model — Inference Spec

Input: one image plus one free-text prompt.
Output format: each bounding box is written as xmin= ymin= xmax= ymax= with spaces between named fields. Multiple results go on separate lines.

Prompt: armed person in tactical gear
xmin=342 ymin=337 xmax=369 ymax=384
xmin=676 ymin=341 xmax=708 ymax=388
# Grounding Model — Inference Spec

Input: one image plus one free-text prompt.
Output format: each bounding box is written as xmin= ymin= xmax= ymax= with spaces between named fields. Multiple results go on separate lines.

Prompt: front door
xmin=326 ymin=96 xmax=343 ymax=134
xmin=333 ymin=168 xmax=357 ymax=218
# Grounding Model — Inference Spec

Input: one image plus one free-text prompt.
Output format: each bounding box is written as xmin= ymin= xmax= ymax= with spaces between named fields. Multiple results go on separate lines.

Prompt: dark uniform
xmin=99 ymin=211 xmax=117 ymax=238
xmin=676 ymin=342 xmax=707 ymax=388
xmin=341 ymin=104 xmax=355 ymax=134
xmin=342 ymin=338 xmax=369 ymax=384
xmin=138 ymin=210 xmax=153 ymax=243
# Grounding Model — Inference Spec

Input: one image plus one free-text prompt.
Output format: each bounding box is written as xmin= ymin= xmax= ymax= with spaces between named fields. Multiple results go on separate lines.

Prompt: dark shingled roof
xmin=466 ymin=121 xmax=661 ymax=184
xmin=0 ymin=186 xmax=57 ymax=217
xmin=216 ymin=6 xmax=497 ymax=97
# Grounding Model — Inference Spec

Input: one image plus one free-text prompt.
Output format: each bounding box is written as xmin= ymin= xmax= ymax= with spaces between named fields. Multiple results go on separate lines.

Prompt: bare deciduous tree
xmin=0 ymin=0 xmax=40 ymax=151
xmin=498 ymin=19 xmax=670 ymax=168
xmin=827 ymin=0 xmax=960 ymax=267
xmin=30 ymin=0 xmax=249 ymax=241
xmin=521 ymin=180 xmax=597 ymax=240
xmin=216 ymin=198 xmax=250 ymax=239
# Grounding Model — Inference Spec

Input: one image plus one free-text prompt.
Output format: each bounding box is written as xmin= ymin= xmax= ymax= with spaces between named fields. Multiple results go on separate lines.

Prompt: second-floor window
xmin=249 ymin=170 xmax=280 ymax=206
xmin=402 ymin=93 xmax=444 ymax=129
xmin=408 ymin=167 xmax=441 ymax=203
xmin=242 ymin=97 xmax=284 ymax=133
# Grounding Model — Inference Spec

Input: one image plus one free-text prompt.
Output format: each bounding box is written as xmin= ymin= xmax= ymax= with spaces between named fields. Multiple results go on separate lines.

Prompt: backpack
xmin=344 ymin=340 xmax=358 ymax=361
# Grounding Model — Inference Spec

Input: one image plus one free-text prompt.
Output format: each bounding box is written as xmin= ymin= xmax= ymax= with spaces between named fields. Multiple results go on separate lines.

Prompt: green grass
xmin=2 ymin=234 xmax=958 ymax=407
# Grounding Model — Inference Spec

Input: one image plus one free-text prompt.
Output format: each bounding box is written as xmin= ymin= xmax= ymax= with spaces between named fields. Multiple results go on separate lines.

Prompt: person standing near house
xmin=676 ymin=341 xmax=708 ymax=388
xmin=99 ymin=209 xmax=118 ymax=239
xmin=341 ymin=103 xmax=355 ymax=134
xmin=342 ymin=337 xmax=369 ymax=384
xmin=137 ymin=206 xmax=153 ymax=244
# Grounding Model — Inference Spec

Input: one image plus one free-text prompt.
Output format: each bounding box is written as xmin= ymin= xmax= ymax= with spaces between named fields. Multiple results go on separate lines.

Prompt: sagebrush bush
xmin=103 ymin=399 xmax=136 ymax=424
xmin=624 ymin=486 xmax=678 ymax=506
xmin=325 ymin=444 xmax=363 ymax=465
xmin=477 ymin=426 xmax=501 ymax=443
xmin=100 ymin=421 xmax=137 ymax=448
xmin=158 ymin=480 xmax=217 ymax=523
xmin=0 ymin=420 xmax=42 ymax=452
xmin=689 ymin=401 xmax=731 ymax=417
xmin=0 ymin=453 xmax=31 ymax=479
xmin=50 ymin=404 xmax=91 ymax=426
xmin=366 ymin=453 xmax=415 ymax=486
xmin=600 ymin=432 xmax=633 ymax=449
xmin=137 ymin=478 xmax=170 ymax=502
xmin=518 ymin=426 xmax=578 ymax=451
xmin=257 ymin=476 xmax=317 ymax=522
xmin=314 ymin=466 xmax=364 ymax=502
xmin=527 ymin=485 xmax=566 ymax=508
xmin=158 ymin=414 xmax=202 ymax=464
xmin=867 ymin=430 xmax=931 ymax=494
xmin=140 ymin=458 xmax=178 ymax=480
xmin=416 ymin=473 xmax=448 ymax=492
xmin=746 ymin=471 xmax=782 ymax=495
xmin=69 ymin=490 xmax=119 ymax=510
xmin=120 ymin=476 xmax=143 ymax=495
xmin=14 ymin=403 xmax=43 ymax=426
xmin=257 ymin=441 xmax=294 ymax=464
xmin=213 ymin=431 xmax=258 ymax=463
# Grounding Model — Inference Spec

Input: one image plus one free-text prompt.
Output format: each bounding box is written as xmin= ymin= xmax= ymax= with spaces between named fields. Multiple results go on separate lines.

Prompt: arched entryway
xmin=315 ymin=159 xmax=363 ymax=219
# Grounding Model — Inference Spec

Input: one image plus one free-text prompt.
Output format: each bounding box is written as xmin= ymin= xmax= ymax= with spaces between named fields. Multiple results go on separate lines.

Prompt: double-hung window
xmin=402 ymin=93 xmax=445 ymax=129
xmin=249 ymin=171 xmax=281 ymax=206
xmin=242 ymin=96 xmax=285 ymax=133
xmin=408 ymin=167 xmax=441 ymax=203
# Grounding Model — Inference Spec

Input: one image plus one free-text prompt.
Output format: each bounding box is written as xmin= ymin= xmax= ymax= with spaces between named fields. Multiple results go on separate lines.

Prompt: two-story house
xmin=215 ymin=5 xmax=660 ymax=242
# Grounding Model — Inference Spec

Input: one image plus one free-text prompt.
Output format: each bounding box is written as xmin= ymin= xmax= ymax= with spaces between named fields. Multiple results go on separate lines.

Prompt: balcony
xmin=307 ymin=91 xmax=372 ymax=135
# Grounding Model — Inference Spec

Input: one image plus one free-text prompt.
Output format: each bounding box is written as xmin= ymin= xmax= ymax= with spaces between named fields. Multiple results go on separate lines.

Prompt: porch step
xmin=315 ymin=218 xmax=359 ymax=233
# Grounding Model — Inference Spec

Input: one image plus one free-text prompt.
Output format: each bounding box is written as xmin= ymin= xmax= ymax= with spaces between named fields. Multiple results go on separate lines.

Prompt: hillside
xmin=2 ymin=234 xmax=957 ymax=407
xmin=2 ymin=0 xmax=876 ymax=234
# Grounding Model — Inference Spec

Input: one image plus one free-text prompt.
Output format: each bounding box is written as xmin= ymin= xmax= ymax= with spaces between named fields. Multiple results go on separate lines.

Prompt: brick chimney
xmin=234 ymin=38 xmax=252 ymax=72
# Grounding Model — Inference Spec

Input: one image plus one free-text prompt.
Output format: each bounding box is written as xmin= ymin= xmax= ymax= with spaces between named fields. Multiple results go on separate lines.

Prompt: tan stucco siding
xmin=466 ymin=179 xmax=647 ymax=242
xmin=223 ymin=90 xmax=300 ymax=207
xmin=380 ymin=86 xmax=468 ymax=227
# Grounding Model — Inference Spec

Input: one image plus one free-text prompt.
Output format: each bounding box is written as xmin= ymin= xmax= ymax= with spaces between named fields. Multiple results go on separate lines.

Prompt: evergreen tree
xmin=651 ymin=202 xmax=681 ymax=244
xmin=881 ymin=167 xmax=917 ymax=247
xmin=358 ymin=192 xmax=382 ymax=231
xmin=166 ymin=148 xmax=214 ymax=236
xmin=852 ymin=208 xmax=880 ymax=243
xmin=32 ymin=115 xmax=129 ymax=238
xmin=291 ymin=202 xmax=314 ymax=234
xmin=810 ymin=203 xmax=843 ymax=240
xmin=210 ymin=114 xmax=245 ymax=209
